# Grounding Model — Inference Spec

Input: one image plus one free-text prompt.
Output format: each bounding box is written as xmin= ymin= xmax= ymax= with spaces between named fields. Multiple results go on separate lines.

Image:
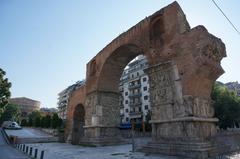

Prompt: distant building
xmin=225 ymin=81 xmax=240 ymax=96
xmin=119 ymin=55 xmax=150 ymax=124
xmin=57 ymin=80 xmax=85 ymax=120
xmin=40 ymin=107 xmax=57 ymax=116
xmin=9 ymin=97 xmax=40 ymax=120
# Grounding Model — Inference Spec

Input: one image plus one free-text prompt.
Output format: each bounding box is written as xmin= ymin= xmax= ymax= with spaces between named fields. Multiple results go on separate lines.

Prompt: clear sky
xmin=0 ymin=0 xmax=239 ymax=108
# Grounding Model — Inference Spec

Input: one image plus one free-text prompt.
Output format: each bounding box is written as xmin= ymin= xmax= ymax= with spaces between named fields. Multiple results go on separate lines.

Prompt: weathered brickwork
xmin=65 ymin=1 xmax=226 ymax=158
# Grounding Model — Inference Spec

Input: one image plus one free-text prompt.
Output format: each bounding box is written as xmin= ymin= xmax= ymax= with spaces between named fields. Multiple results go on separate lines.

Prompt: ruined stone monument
xmin=65 ymin=1 xmax=226 ymax=158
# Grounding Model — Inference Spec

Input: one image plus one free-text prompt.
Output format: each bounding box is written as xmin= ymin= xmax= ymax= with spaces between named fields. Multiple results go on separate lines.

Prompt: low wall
xmin=120 ymin=129 xmax=151 ymax=138
xmin=215 ymin=129 xmax=240 ymax=155
xmin=39 ymin=128 xmax=58 ymax=136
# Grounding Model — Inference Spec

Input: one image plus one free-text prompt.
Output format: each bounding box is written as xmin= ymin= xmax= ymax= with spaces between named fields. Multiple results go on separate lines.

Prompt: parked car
xmin=2 ymin=121 xmax=22 ymax=130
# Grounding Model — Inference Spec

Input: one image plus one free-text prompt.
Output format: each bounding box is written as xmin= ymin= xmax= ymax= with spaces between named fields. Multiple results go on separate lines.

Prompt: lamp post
xmin=131 ymin=120 xmax=135 ymax=152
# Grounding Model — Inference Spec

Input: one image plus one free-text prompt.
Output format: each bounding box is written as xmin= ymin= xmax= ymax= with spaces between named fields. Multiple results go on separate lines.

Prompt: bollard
xmin=20 ymin=144 xmax=22 ymax=151
xmin=40 ymin=150 xmax=44 ymax=159
xmin=26 ymin=146 xmax=29 ymax=154
xmin=30 ymin=147 xmax=33 ymax=156
xmin=23 ymin=145 xmax=25 ymax=152
xmin=34 ymin=149 xmax=38 ymax=158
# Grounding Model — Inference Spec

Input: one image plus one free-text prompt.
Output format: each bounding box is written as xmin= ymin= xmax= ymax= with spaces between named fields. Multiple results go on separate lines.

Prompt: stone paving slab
xmin=25 ymin=143 xmax=179 ymax=159
xmin=21 ymin=142 xmax=240 ymax=159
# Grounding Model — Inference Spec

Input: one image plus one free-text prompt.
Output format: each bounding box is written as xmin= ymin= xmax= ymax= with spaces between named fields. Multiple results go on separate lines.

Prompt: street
xmin=0 ymin=128 xmax=29 ymax=159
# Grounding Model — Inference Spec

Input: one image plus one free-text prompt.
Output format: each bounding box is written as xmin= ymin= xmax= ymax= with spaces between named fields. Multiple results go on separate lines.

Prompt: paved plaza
xmin=21 ymin=142 xmax=240 ymax=159
xmin=25 ymin=143 xmax=178 ymax=159
xmin=5 ymin=128 xmax=52 ymax=138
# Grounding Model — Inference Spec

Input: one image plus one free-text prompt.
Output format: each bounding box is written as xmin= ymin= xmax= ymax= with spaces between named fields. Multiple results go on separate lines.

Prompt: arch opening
xmin=93 ymin=44 xmax=152 ymax=139
xmin=119 ymin=55 xmax=151 ymax=133
xmin=72 ymin=104 xmax=85 ymax=145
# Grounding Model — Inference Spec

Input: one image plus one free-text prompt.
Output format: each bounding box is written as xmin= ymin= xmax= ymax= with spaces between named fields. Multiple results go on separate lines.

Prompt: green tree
xmin=40 ymin=115 xmax=52 ymax=128
xmin=0 ymin=68 xmax=11 ymax=109
xmin=0 ymin=104 xmax=20 ymax=122
xmin=21 ymin=119 xmax=28 ymax=126
xmin=28 ymin=118 xmax=33 ymax=127
xmin=45 ymin=115 xmax=51 ymax=128
xmin=28 ymin=111 xmax=41 ymax=127
xmin=145 ymin=110 xmax=152 ymax=132
xmin=212 ymin=83 xmax=240 ymax=129
xmin=35 ymin=116 xmax=41 ymax=127
xmin=51 ymin=113 xmax=61 ymax=129
xmin=0 ymin=68 xmax=12 ymax=122
xmin=40 ymin=116 xmax=46 ymax=128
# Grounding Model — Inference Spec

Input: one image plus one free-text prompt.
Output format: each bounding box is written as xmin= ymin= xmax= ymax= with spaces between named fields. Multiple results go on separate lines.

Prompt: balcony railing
xmin=129 ymin=101 xmax=142 ymax=107
xmin=129 ymin=92 xmax=142 ymax=98
xmin=120 ymin=104 xmax=124 ymax=108
xmin=119 ymin=86 xmax=124 ymax=92
xmin=128 ymin=84 xmax=141 ymax=89
xmin=129 ymin=111 xmax=142 ymax=116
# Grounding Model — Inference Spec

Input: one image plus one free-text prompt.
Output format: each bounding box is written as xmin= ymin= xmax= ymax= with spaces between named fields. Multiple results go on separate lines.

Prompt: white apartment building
xmin=57 ymin=80 xmax=85 ymax=120
xmin=119 ymin=55 xmax=150 ymax=124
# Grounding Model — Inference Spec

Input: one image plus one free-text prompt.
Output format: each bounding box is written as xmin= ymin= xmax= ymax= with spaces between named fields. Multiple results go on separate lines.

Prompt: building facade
xmin=119 ymin=55 xmax=150 ymax=124
xmin=57 ymin=80 xmax=85 ymax=120
xmin=40 ymin=107 xmax=57 ymax=116
xmin=9 ymin=97 xmax=40 ymax=120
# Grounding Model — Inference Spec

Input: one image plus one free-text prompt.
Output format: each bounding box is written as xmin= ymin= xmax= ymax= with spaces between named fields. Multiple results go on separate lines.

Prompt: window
xmin=125 ymin=109 xmax=129 ymax=113
xmin=137 ymin=72 xmax=139 ymax=76
xmin=125 ymin=92 xmax=128 ymax=96
xmin=143 ymin=86 xmax=147 ymax=91
xmin=126 ymin=117 xmax=129 ymax=122
xmin=125 ymin=100 xmax=128 ymax=104
xmin=139 ymin=107 xmax=142 ymax=112
xmin=143 ymin=77 xmax=147 ymax=82
xmin=133 ymin=108 xmax=135 ymax=112
xmin=134 ymin=98 xmax=139 ymax=103
xmin=137 ymin=80 xmax=140 ymax=84
xmin=144 ymin=95 xmax=148 ymax=100
xmin=132 ymin=74 xmax=134 ymax=78
xmin=145 ymin=105 xmax=148 ymax=110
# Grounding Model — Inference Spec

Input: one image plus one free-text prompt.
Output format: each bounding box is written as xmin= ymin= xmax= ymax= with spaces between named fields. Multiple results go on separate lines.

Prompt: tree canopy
xmin=211 ymin=82 xmax=240 ymax=129
xmin=0 ymin=104 xmax=20 ymax=123
xmin=0 ymin=68 xmax=11 ymax=109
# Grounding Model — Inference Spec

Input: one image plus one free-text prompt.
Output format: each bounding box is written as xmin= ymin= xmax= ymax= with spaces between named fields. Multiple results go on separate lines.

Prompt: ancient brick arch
xmin=71 ymin=104 xmax=85 ymax=145
xmin=67 ymin=1 xmax=226 ymax=158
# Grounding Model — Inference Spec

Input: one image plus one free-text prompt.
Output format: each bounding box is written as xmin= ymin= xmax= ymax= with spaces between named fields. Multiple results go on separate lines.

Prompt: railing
xmin=129 ymin=111 xmax=142 ymax=116
xmin=119 ymin=86 xmax=124 ymax=92
xmin=128 ymin=84 xmax=141 ymax=89
xmin=129 ymin=92 xmax=142 ymax=98
xmin=1 ymin=128 xmax=10 ymax=144
xmin=129 ymin=101 xmax=142 ymax=107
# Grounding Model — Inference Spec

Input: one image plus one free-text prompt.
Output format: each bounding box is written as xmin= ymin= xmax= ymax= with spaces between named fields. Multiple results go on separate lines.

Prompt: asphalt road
xmin=0 ymin=128 xmax=30 ymax=159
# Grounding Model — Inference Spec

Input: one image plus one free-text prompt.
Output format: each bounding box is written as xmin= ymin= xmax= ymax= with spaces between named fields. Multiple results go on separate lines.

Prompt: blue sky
xmin=0 ymin=0 xmax=239 ymax=108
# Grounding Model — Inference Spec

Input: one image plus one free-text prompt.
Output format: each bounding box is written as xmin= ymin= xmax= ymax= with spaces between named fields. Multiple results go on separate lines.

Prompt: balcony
xmin=129 ymin=101 xmax=142 ymax=107
xmin=129 ymin=92 xmax=142 ymax=98
xmin=119 ymin=86 xmax=124 ymax=92
xmin=128 ymin=84 xmax=141 ymax=89
xmin=119 ymin=104 xmax=124 ymax=109
xmin=120 ymin=76 xmax=130 ymax=83
xmin=129 ymin=111 xmax=142 ymax=117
